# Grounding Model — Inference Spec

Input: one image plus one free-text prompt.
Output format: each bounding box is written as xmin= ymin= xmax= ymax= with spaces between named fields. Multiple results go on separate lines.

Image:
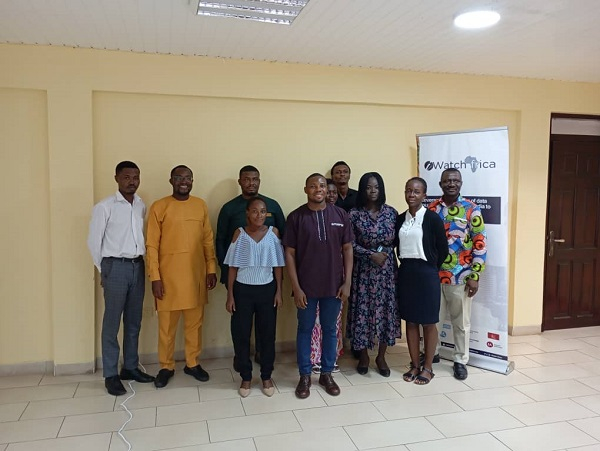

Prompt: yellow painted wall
xmin=1 ymin=43 xmax=599 ymax=372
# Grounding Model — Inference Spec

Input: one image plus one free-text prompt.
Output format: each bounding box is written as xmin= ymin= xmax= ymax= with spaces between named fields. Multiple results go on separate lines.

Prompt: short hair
xmin=305 ymin=173 xmax=326 ymax=185
xmin=441 ymin=168 xmax=461 ymax=179
xmin=406 ymin=176 xmax=428 ymax=193
xmin=330 ymin=161 xmax=351 ymax=175
xmin=326 ymin=178 xmax=335 ymax=185
xmin=115 ymin=161 xmax=138 ymax=175
xmin=239 ymin=165 xmax=260 ymax=178
xmin=246 ymin=196 xmax=266 ymax=210
xmin=171 ymin=165 xmax=193 ymax=177
xmin=356 ymin=172 xmax=386 ymax=209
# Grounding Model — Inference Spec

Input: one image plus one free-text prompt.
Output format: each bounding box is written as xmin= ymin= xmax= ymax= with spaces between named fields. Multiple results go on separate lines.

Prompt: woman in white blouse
xmin=395 ymin=178 xmax=448 ymax=385
xmin=224 ymin=197 xmax=285 ymax=397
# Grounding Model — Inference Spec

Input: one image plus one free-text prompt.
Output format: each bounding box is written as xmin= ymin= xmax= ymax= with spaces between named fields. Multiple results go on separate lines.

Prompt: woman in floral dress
xmin=347 ymin=172 xmax=399 ymax=377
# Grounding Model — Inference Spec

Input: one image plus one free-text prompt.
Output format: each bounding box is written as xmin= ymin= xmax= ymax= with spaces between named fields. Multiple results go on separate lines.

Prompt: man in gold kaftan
xmin=146 ymin=165 xmax=217 ymax=388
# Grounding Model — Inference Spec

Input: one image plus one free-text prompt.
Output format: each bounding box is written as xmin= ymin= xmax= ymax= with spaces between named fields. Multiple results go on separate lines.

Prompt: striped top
xmin=224 ymin=226 xmax=285 ymax=285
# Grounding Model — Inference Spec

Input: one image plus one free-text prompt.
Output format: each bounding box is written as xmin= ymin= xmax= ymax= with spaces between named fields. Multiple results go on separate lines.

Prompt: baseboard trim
xmin=0 ymin=361 xmax=53 ymax=377
xmin=509 ymin=325 xmax=542 ymax=336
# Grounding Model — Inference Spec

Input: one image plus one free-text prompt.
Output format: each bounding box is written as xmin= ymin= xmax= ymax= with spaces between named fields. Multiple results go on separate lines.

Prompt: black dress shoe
xmin=184 ymin=365 xmax=210 ymax=382
xmin=120 ymin=368 xmax=155 ymax=383
xmin=154 ymin=369 xmax=175 ymax=388
xmin=356 ymin=364 xmax=369 ymax=375
xmin=105 ymin=375 xmax=127 ymax=396
xmin=419 ymin=352 xmax=440 ymax=366
xmin=453 ymin=362 xmax=468 ymax=380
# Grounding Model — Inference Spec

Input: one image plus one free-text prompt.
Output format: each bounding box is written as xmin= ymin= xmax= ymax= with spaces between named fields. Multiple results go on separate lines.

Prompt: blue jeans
xmin=297 ymin=297 xmax=342 ymax=375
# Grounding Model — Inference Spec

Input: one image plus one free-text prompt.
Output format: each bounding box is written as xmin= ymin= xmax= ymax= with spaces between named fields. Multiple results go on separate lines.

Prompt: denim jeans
xmin=297 ymin=297 xmax=342 ymax=375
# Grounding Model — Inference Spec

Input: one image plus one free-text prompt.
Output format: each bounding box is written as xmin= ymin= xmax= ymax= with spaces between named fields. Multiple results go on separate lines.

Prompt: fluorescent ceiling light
xmin=454 ymin=10 xmax=501 ymax=29
xmin=197 ymin=0 xmax=310 ymax=25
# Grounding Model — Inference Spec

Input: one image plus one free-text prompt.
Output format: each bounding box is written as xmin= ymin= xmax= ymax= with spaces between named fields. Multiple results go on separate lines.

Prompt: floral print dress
xmin=347 ymin=204 xmax=399 ymax=350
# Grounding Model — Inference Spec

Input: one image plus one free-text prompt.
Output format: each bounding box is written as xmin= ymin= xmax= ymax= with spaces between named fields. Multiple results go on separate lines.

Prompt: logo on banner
xmin=487 ymin=342 xmax=494 ymax=348
xmin=487 ymin=332 xmax=500 ymax=340
xmin=423 ymin=156 xmax=497 ymax=173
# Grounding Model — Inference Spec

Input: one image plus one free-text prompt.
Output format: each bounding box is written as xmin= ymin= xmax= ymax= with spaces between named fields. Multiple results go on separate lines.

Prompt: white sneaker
xmin=332 ymin=364 xmax=340 ymax=373
xmin=311 ymin=364 xmax=321 ymax=374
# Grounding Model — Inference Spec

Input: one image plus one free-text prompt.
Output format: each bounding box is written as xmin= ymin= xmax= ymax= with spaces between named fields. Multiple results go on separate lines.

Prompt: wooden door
xmin=543 ymin=135 xmax=600 ymax=330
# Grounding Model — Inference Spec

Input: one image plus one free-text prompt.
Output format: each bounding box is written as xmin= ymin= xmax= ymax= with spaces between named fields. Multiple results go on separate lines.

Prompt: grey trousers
xmin=100 ymin=257 xmax=145 ymax=377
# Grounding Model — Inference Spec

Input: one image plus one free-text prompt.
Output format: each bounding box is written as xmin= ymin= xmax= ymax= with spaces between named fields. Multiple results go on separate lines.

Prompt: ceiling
xmin=1 ymin=0 xmax=599 ymax=83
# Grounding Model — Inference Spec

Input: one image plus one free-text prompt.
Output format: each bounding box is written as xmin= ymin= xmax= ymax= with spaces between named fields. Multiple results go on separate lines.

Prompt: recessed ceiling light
xmin=454 ymin=10 xmax=500 ymax=29
xmin=197 ymin=0 xmax=310 ymax=25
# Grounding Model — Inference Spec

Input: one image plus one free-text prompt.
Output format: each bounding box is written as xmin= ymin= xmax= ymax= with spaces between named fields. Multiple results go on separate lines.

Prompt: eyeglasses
xmin=172 ymin=175 xmax=193 ymax=182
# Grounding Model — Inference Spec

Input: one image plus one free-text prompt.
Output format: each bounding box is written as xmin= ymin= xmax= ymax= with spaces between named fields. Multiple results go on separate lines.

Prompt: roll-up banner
xmin=417 ymin=127 xmax=513 ymax=375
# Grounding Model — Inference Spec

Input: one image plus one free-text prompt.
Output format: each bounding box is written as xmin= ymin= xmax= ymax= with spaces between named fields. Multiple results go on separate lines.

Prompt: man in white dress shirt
xmin=87 ymin=161 xmax=154 ymax=396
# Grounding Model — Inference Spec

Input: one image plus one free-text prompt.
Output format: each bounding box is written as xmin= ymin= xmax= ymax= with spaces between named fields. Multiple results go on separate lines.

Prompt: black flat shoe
xmin=453 ymin=362 xmax=468 ymax=380
xmin=184 ymin=365 xmax=209 ymax=382
xmin=154 ymin=369 xmax=175 ymax=388
xmin=105 ymin=375 xmax=127 ymax=396
xmin=375 ymin=357 xmax=390 ymax=377
xmin=120 ymin=368 xmax=155 ymax=383
xmin=356 ymin=364 xmax=369 ymax=375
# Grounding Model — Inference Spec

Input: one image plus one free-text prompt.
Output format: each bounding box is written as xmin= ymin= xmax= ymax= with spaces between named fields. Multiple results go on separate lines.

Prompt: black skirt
xmin=397 ymin=258 xmax=441 ymax=324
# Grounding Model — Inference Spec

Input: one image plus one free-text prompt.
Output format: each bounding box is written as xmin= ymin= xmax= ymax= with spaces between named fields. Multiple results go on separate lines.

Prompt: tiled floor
xmin=1 ymin=327 xmax=600 ymax=450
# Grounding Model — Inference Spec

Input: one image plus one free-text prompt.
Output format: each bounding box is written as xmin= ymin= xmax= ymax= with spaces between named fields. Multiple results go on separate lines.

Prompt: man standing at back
xmin=331 ymin=161 xmax=358 ymax=212
xmin=283 ymin=173 xmax=353 ymax=399
xmin=146 ymin=165 xmax=217 ymax=388
xmin=216 ymin=165 xmax=285 ymax=366
xmin=429 ymin=168 xmax=487 ymax=380
xmin=87 ymin=161 xmax=155 ymax=396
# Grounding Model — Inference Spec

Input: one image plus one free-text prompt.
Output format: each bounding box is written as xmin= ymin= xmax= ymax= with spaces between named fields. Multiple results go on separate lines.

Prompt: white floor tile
xmin=446 ymin=387 xmax=534 ymax=410
xmin=541 ymin=327 xmax=600 ymax=340
xmin=570 ymin=416 xmax=600 ymax=441
xmin=122 ymin=386 xmax=199 ymax=409
xmin=39 ymin=373 xmax=103 ymax=386
xmin=58 ymin=407 xmax=156 ymax=437
xmin=164 ymin=438 xmax=257 ymax=451
xmin=0 ymin=375 xmax=42 ymax=390
xmin=579 ymin=336 xmax=600 ymax=347
xmin=511 ymin=355 xmax=543 ymax=369
xmin=0 ymin=403 xmax=27 ymax=423
xmin=389 ymin=375 xmax=471 ymax=398
xmin=462 ymin=370 xmax=536 ymax=390
xmin=0 ymin=384 xmax=77 ymax=404
xmin=156 ymin=398 xmax=244 ymax=425
xmin=426 ymin=407 xmax=524 ymax=438
xmin=0 ymin=417 xmax=63 ymax=444
xmin=492 ymin=421 xmax=597 ymax=451
xmin=520 ymin=364 xmax=596 ymax=383
xmin=199 ymin=382 xmax=262 ymax=402
xmin=572 ymin=394 xmax=600 ymax=414
xmin=566 ymin=445 xmax=600 ymax=451
xmin=406 ymin=433 xmax=511 ymax=451
xmin=344 ymin=417 xmax=444 ymax=449
xmin=21 ymin=395 xmax=115 ymax=419
xmin=526 ymin=351 xmax=596 ymax=366
xmin=374 ymin=394 xmax=461 ymax=419
xmin=514 ymin=380 xmax=598 ymax=402
xmin=5 ymin=433 xmax=112 ymax=451
xmin=242 ymin=390 xmax=326 ymax=415
xmin=320 ymin=382 xmax=401 ymax=406
xmin=576 ymin=361 xmax=600 ymax=376
xmin=294 ymin=402 xmax=385 ymax=430
xmin=502 ymin=398 xmax=597 ymax=425
xmin=342 ymin=367 xmax=414 ymax=385
xmin=207 ymin=411 xmax=301 ymax=442
xmin=254 ymin=427 xmax=357 ymax=451
xmin=579 ymin=376 xmax=600 ymax=391
xmin=108 ymin=421 xmax=210 ymax=450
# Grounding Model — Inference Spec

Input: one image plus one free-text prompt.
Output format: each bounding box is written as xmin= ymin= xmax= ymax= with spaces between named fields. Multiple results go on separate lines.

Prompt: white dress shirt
xmin=87 ymin=191 xmax=146 ymax=272
xmin=398 ymin=205 xmax=427 ymax=261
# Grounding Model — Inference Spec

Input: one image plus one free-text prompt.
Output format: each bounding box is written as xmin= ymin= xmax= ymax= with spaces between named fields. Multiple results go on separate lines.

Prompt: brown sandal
xmin=403 ymin=362 xmax=420 ymax=382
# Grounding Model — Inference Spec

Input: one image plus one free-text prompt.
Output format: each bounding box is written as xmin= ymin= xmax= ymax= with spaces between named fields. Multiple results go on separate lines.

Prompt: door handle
xmin=547 ymin=231 xmax=565 ymax=257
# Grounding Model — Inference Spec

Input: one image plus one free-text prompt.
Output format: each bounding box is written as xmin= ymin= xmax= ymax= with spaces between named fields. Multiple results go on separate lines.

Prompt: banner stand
xmin=417 ymin=127 xmax=513 ymax=375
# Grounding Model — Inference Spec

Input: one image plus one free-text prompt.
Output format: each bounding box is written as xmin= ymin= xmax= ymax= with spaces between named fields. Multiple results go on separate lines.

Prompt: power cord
xmin=116 ymin=363 xmax=147 ymax=451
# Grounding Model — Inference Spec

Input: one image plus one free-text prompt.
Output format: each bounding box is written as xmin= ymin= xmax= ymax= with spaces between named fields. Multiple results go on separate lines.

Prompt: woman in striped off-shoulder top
xmin=224 ymin=197 xmax=285 ymax=398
